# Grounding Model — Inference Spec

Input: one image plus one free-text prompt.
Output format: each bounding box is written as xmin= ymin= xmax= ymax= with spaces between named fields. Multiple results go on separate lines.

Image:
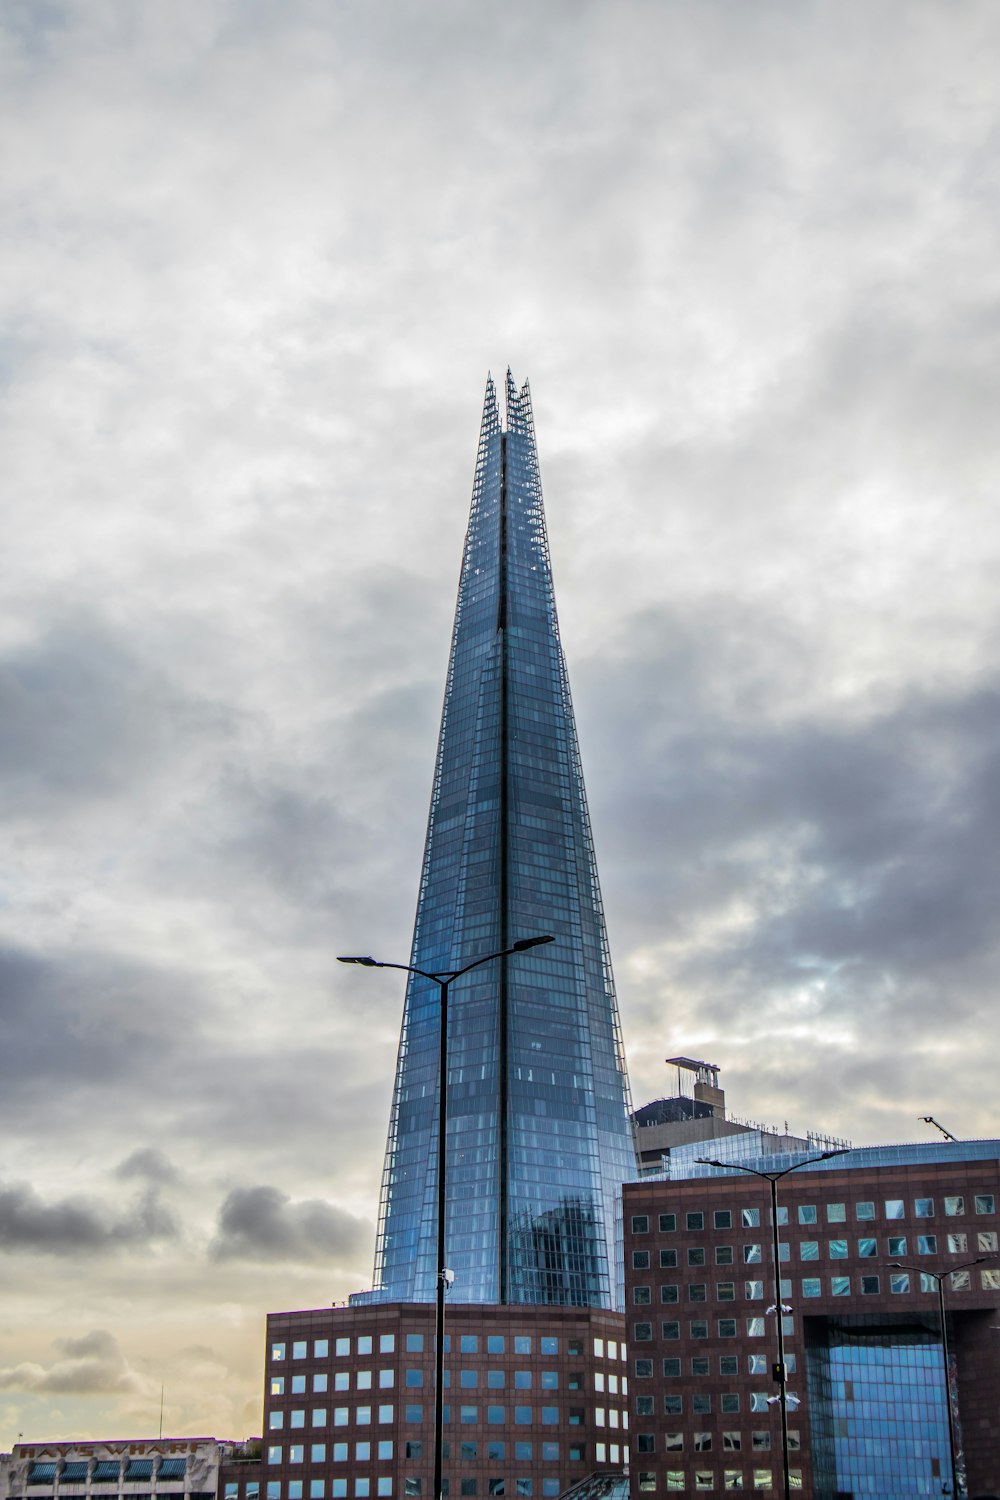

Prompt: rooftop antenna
xmin=159 ymin=1384 xmax=164 ymax=1439
xmin=920 ymin=1115 xmax=957 ymax=1142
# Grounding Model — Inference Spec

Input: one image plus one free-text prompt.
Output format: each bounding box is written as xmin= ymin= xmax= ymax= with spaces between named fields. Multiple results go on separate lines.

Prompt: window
xmin=333 ymin=1444 xmax=348 ymax=1462
xmin=746 ymin=1317 xmax=765 ymax=1336
xmin=948 ymin=1232 xmax=968 ymax=1253
xmin=721 ymin=1393 xmax=740 ymax=1414
xmin=487 ymin=1406 xmax=504 ymax=1425
xmin=861 ymin=1275 xmax=880 ymax=1294
xmin=915 ymin=1198 xmax=935 ymax=1218
xmin=638 ymin=1476 xmax=655 ymax=1493
xmin=379 ymin=1334 xmax=395 ymax=1354
xmin=884 ymin=1199 xmax=904 ymax=1219
xmin=802 ymin=1278 xmax=821 ymax=1297
xmin=745 ymin=1280 xmax=763 ymax=1299
xmin=692 ymin=1394 xmax=711 ymax=1415
xmin=831 ymin=1276 xmax=850 ymax=1296
xmin=460 ymin=1335 xmax=478 ymax=1354
xmin=714 ymin=1209 xmax=732 ymax=1229
xmin=688 ymin=1246 xmax=706 ymax=1266
xmin=918 ymin=1234 xmax=938 ymax=1254
xmin=715 ymin=1245 xmax=734 ymax=1265
xmin=719 ymin=1356 xmax=738 ymax=1377
xmin=635 ymin=1434 xmax=654 ymax=1454
xmin=514 ymin=1371 xmax=531 ymax=1388
xmin=691 ymin=1357 xmax=709 ymax=1376
xmin=890 ymin=1272 xmax=910 ymax=1293
xmin=887 ymin=1236 xmax=906 ymax=1256
xmin=405 ymin=1406 xmax=422 ymax=1423
xmin=690 ymin=1320 xmax=708 ymax=1339
xmin=292 ymin=1341 xmax=307 ymax=1359
xmin=631 ymin=1251 xmax=650 ymax=1270
xmin=659 ymin=1248 xmax=678 ymax=1268
xmin=487 ymin=1371 xmax=505 ymax=1388
xmin=858 ymin=1237 xmax=876 ymax=1258
xmin=312 ymin=1410 xmax=327 ymax=1428
xmin=406 ymin=1334 xmax=423 ymax=1353
xmin=405 ymin=1371 xmax=423 ymax=1388
xmin=633 ymin=1286 xmax=650 ymax=1305
xmin=460 ymin=1371 xmax=478 ymax=1389
xmin=688 ymin=1283 xmax=707 ymax=1302
xmin=978 ymin=1230 xmax=998 ymax=1251
xmin=976 ymin=1194 xmax=996 ymax=1214
xmin=660 ymin=1284 xmax=678 ymax=1303
xmin=631 ymin=1215 xmax=649 ymax=1233
xmin=357 ymin=1372 xmax=373 ymax=1390
xmin=357 ymin=1408 xmax=371 ymax=1426
xmin=355 ymin=1445 xmax=370 ymax=1463
xmin=290 ymin=1409 xmax=305 ymax=1428
xmin=718 ymin=1318 xmax=737 ymax=1338
xmin=723 ymin=1432 xmax=741 ymax=1452
xmin=268 ymin=1446 xmax=282 ymax=1464
xmin=460 ymin=1407 xmax=477 ymax=1425
xmin=826 ymin=1203 xmax=846 ymax=1222
xmin=950 ymin=1269 xmax=972 ymax=1291
xmin=335 ymin=1338 xmax=350 ymax=1357
xmin=743 ymin=1244 xmax=762 ymax=1264
xmin=358 ymin=1336 xmax=373 ymax=1355
xmin=741 ymin=1208 xmax=760 ymax=1228
xmin=379 ymin=1406 xmax=393 ymax=1424
xmin=748 ymin=1354 xmax=767 ymax=1375
xmin=800 ymin=1241 xmax=819 ymax=1261
xmin=541 ymin=1409 xmax=558 ymax=1426
xmin=797 ymin=1204 xmax=817 ymax=1225
xmin=687 ymin=1212 xmax=704 ymax=1231
xmin=272 ymin=1344 xmax=286 ymax=1362
xmin=828 ymin=1238 xmax=847 ymax=1259
xmin=271 ymin=1376 xmax=285 ymax=1395
xmin=633 ymin=1322 xmax=652 ymax=1342
xmin=634 ymin=1359 xmax=652 ymax=1378
xmin=982 ymin=1268 xmax=1000 ymax=1290
xmin=461 ymin=1442 xmax=478 ymax=1460
xmin=270 ymin=1413 xmax=284 ymax=1430
xmin=268 ymin=1487 xmax=281 ymax=1500
xmin=662 ymin=1358 xmax=681 ymax=1378
xmin=314 ymin=1374 xmax=328 ymax=1393
xmin=659 ymin=1213 xmax=676 ymax=1232
xmin=856 ymin=1201 xmax=875 ymax=1220
xmin=515 ymin=1408 xmax=531 ymax=1426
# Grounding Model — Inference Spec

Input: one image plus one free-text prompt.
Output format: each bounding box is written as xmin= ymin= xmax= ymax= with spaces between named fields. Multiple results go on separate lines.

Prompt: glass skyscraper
xmin=371 ymin=371 xmax=635 ymax=1309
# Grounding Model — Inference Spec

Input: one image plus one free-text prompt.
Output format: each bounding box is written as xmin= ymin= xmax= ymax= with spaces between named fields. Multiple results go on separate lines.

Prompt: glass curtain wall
xmin=371 ymin=373 xmax=635 ymax=1308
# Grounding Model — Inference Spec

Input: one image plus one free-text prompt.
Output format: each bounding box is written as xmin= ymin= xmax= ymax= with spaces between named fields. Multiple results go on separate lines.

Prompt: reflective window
xmin=714 ymin=1210 xmax=732 ymax=1229
xmin=829 ymin=1239 xmax=848 ymax=1259
xmin=800 ymin=1241 xmax=819 ymax=1261
xmin=798 ymin=1205 xmax=817 ymax=1225
xmin=743 ymin=1244 xmax=761 ymax=1264
xmin=917 ymin=1235 xmax=937 ymax=1254
xmin=976 ymin=1194 xmax=996 ymax=1214
xmin=742 ymin=1208 xmax=760 ymax=1228
xmin=887 ymin=1236 xmax=906 ymax=1256
xmin=631 ymin=1215 xmax=649 ymax=1233
xmin=856 ymin=1202 xmax=875 ymax=1220
xmin=914 ymin=1198 xmax=934 ymax=1218
xmin=659 ymin=1248 xmax=678 ymax=1268
xmin=884 ymin=1200 xmax=904 ymax=1219
xmin=826 ymin=1203 xmax=846 ymax=1222
xmin=802 ymin=1278 xmax=821 ymax=1297
xmin=858 ymin=1238 xmax=877 ymax=1258
xmin=948 ymin=1232 xmax=968 ymax=1253
xmin=659 ymin=1214 xmax=676 ymax=1232
xmin=716 ymin=1245 xmax=734 ymax=1265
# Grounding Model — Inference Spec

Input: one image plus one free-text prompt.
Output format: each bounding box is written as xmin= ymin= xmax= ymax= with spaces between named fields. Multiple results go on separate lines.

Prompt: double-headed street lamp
xmin=888 ymin=1254 xmax=996 ymax=1498
xmin=696 ymin=1150 xmax=848 ymax=1500
xmin=338 ymin=935 xmax=555 ymax=1500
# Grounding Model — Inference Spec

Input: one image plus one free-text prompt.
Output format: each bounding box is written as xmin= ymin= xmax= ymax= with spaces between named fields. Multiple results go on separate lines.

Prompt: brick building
xmin=220 ymin=1305 xmax=631 ymax=1500
xmin=623 ymin=1140 xmax=1000 ymax=1498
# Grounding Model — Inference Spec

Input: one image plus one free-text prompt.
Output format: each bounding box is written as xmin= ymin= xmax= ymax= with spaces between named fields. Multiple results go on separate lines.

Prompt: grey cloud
xmin=210 ymin=1185 xmax=370 ymax=1265
xmin=0 ymin=1181 xmax=179 ymax=1255
xmin=0 ymin=1330 xmax=146 ymax=1395
xmin=114 ymin=1147 xmax=180 ymax=1185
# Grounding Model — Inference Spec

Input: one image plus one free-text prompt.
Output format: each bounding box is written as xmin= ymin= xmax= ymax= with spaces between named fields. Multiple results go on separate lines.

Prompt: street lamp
xmin=338 ymin=935 xmax=555 ymax=1500
xmin=888 ymin=1254 xmax=996 ymax=1498
xmin=697 ymin=1150 xmax=848 ymax=1500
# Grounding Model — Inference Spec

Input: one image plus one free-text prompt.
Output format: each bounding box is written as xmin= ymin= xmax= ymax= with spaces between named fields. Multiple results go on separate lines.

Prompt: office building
xmin=0 ymin=1439 xmax=229 ymax=1500
xmin=623 ymin=1140 xmax=1000 ymax=1498
xmin=368 ymin=372 xmax=635 ymax=1309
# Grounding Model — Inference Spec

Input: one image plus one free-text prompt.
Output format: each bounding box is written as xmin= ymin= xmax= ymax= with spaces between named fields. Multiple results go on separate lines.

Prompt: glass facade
xmin=371 ymin=373 xmax=635 ymax=1308
xmin=806 ymin=1318 xmax=952 ymax=1499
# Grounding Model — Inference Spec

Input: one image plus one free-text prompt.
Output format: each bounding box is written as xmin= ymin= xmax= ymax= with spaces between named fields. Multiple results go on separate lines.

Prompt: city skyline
xmin=4 ymin=0 xmax=1000 ymax=1453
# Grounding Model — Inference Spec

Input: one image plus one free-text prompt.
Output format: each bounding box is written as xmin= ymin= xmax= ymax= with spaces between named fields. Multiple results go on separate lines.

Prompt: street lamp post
xmin=697 ymin=1150 xmax=848 ymax=1500
xmin=888 ymin=1254 xmax=995 ymax=1498
xmin=338 ymin=935 xmax=555 ymax=1500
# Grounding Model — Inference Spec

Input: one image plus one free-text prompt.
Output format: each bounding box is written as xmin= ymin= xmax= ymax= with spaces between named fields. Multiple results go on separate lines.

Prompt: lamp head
xmin=510 ymin=935 xmax=556 ymax=952
xmin=337 ymin=955 xmax=379 ymax=967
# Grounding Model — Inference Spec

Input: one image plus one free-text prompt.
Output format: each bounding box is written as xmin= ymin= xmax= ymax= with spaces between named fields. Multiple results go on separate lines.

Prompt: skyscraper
xmin=371 ymin=371 xmax=635 ymax=1310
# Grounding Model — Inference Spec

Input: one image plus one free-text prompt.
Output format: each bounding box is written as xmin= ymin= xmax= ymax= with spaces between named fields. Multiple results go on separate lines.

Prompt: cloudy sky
xmin=4 ymin=0 xmax=1000 ymax=1448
